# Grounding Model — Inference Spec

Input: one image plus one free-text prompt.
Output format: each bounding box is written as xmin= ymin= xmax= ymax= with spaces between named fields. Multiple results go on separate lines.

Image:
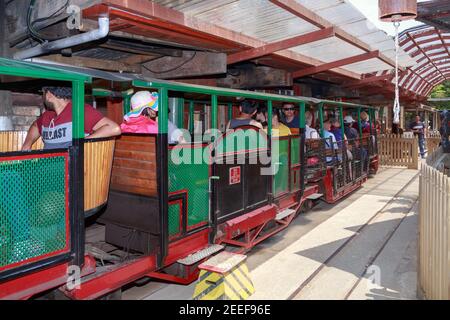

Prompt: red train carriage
xmin=302 ymin=101 xmax=379 ymax=203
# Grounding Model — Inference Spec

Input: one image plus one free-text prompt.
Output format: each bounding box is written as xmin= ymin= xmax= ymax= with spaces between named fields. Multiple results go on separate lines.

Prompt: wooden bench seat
xmin=110 ymin=134 xmax=157 ymax=197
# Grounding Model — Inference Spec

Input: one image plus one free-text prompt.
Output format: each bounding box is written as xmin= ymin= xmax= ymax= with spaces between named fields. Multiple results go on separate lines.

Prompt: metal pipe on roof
xmin=14 ymin=16 xmax=110 ymax=60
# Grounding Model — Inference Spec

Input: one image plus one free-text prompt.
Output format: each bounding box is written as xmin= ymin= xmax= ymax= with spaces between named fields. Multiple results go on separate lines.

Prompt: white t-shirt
xmin=168 ymin=120 xmax=183 ymax=144
xmin=305 ymin=125 xmax=320 ymax=139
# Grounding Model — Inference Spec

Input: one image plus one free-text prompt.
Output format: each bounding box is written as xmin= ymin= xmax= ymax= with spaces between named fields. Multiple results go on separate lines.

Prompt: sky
xmin=347 ymin=0 xmax=429 ymax=36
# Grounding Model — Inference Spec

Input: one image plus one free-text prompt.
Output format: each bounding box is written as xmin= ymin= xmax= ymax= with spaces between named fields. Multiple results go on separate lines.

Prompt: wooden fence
xmin=426 ymin=131 xmax=441 ymax=155
xmin=378 ymin=134 xmax=419 ymax=169
xmin=418 ymin=147 xmax=450 ymax=300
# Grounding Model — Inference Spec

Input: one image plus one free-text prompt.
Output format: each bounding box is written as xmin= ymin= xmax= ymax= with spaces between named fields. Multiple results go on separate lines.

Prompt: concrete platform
xmin=347 ymin=204 xmax=418 ymax=300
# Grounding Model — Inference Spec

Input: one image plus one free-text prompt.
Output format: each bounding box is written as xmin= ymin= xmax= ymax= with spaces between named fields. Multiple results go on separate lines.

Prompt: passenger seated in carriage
xmin=323 ymin=118 xmax=339 ymax=163
xmin=22 ymin=86 xmax=121 ymax=151
xmin=304 ymin=111 xmax=320 ymax=167
xmin=344 ymin=115 xmax=368 ymax=171
xmin=227 ymin=100 xmax=263 ymax=130
xmin=331 ymin=118 xmax=352 ymax=159
xmin=343 ymin=115 xmax=359 ymax=140
xmin=281 ymin=102 xmax=300 ymax=129
xmin=120 ymin=91 xmax=185 ymax=144
xmin=305 ymin=111 xmax=319 ymax=139
xmin=359 ymin=111 xmax=372 ymax=134
xmin=330 ymin=118 xmax=343 ymax=146
xmin=256 ymin=107 xmax=291 ymax=137
xmin=330 ymin=118 xmax=354 ymax=180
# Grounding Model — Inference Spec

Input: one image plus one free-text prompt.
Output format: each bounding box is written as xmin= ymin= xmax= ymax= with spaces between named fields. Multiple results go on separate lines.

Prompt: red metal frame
xmin=0 ymin=255 xmax=95 ymax=300
xmin=147 ymin=266 xmax=200 ymax=285
xmin=217 ymin=185 xmax=319 ymax=253
xmin=62 ymin=229 xmax=209 ymax=300
xmin=0 ymin=152 xmax=71 ymax=273
xmin=322 ymin=168 xmax=366 ymax=204
xmin=61 ymin=256 xmax=157 ymax=300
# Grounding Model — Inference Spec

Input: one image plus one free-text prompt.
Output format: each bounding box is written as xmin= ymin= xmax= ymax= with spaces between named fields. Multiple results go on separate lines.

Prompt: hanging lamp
xmin=378 ymin=0 xmax=417 ymax=125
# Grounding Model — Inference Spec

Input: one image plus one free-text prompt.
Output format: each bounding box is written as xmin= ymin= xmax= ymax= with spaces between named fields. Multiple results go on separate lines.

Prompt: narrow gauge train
xmin=0 ymin=58 xmax=379 ymax=299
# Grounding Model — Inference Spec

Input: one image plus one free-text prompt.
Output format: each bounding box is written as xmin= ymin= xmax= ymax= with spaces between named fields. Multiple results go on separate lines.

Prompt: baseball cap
xmin=42 ymin=86 xmax=72 ymax=99
xmin=344 ymin=115 xmax=355 ymax=124
xmin=240 ymin=100 xmax=257 ymax=115
xmin=125 ymin=91 xmax=159 ymax=121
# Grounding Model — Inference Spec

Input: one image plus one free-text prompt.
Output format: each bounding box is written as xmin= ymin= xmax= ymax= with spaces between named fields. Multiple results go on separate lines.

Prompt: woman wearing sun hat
xmin=121 ymin=91 xmax=184 ymax=144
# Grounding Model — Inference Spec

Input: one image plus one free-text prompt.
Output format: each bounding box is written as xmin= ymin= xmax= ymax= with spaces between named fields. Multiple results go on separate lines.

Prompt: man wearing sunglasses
xmin=281 ymin=103 xmax=300 ymax=129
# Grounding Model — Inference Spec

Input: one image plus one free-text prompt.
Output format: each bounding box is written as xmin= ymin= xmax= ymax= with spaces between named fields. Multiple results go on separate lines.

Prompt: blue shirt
xmin=283 ymin=116 xmax=300 ymax=129
xmin=331 ymin=128 xmax=343 ymax=146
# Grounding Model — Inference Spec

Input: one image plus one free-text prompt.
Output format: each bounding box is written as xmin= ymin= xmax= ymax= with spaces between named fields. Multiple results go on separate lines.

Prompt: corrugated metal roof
xmin=153 ymin=0 xmax=416 ymax=76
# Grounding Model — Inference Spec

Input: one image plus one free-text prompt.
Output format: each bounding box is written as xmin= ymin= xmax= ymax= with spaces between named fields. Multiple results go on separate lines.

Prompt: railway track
xmin=288 ymin=171 xmax=419 ymax=300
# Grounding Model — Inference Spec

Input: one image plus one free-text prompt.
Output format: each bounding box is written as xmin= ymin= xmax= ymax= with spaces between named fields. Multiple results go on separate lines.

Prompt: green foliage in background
xmin=429 ymin=81 xmax=450 ymax=110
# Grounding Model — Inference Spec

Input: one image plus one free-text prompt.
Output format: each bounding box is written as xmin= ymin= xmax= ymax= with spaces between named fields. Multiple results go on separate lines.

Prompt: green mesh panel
xmin=0 ymin=155 xmax=67 ymax=269
xmin=273 ymin=139 xmax=289 ymax=197
xmin=168 ymin=202 xmax=181 ymax=236
xmin=169 ymin=146 xmax=209 ymax=231
xmin=290 ymin=137 xmax=300 ymax=165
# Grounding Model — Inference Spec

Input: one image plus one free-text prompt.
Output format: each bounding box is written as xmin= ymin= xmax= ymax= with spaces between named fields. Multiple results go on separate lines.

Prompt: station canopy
xmin=78 ymin=0 xmax=416 ymax=90
xmin=371 ymin=25 xmax=450 ymax=97
xmin=365 ymin=0 xmax=450 ymax=99
xmin=398 ymin=25 xmax=450 ymax=98
xmin=150 ymin=0 xmax=415 ymax=75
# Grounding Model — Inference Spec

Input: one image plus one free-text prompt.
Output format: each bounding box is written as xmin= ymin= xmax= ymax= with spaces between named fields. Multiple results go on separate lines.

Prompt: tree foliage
xmin=429 ymin=81 xmax=450 ymax=109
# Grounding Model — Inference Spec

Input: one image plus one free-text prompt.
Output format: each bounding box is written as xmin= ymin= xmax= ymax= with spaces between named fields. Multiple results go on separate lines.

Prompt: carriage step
xmin=177 ymin=244 xmax=225 ymax=266
xmin=275 ymin=208 xmax=296 ymax=221
xmin=306 ymin=193 xmax=323 ymax=200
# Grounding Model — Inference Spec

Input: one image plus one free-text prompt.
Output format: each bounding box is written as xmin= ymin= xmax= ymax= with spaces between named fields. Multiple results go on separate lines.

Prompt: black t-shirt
xmin=409 ymin=121 xmax=425 ymax=139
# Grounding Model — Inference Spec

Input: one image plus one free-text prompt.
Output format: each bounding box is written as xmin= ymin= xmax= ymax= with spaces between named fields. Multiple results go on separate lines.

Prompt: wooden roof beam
xmin=436 ymin=27 xmax=450 ymax=59
xmin=343 ymin=73 xmax=393 ymax=88
xmin=269 ymin=0 xmax=398 ymax=69
xmin=292 ymin=51 xmax=380 ymax=79
xmin=227 ymin=27 xmax=335 ymax=64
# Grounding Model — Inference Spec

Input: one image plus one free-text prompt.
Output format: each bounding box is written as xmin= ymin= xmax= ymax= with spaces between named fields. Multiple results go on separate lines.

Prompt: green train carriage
xmin=0 ymin=57 xmax=379 ymax=299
